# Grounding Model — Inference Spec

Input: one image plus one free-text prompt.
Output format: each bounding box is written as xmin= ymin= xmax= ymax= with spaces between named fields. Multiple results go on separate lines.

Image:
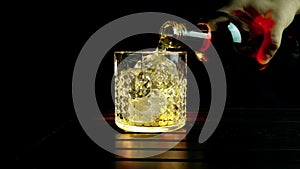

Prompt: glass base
xmin=115 ymin=120 xmax=186 ymax=133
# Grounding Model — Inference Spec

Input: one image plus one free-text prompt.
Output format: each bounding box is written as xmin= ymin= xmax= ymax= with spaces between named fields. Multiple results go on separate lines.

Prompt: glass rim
xmin=114 ymin=51 xmax=187 ymax=54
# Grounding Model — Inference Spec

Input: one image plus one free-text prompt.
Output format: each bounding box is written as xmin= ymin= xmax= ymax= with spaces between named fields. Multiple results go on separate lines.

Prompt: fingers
xmin=243 ymin=6 xmax=260 ymax=18
xmin=205 ymin=15 xmax=229 ymax=31
xmin=229 ymin=7 xmax=278 ymax=66
xmin=256 ymin=26 xmax=283 ymax=65
xmin=205 ymin=7 xmax=282 ymax=67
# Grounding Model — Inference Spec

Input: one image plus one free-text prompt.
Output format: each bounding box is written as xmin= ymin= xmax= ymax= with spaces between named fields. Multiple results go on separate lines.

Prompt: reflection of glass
xmin=114 ymin=51 xmax=187 ymax=132
xmin=114 ymin=129 xmax=188 ymax=166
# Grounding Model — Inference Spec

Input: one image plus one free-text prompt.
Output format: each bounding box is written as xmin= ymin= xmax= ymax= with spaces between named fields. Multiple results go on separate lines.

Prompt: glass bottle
xmin=157 ymin=12 xmax=266 ymax=71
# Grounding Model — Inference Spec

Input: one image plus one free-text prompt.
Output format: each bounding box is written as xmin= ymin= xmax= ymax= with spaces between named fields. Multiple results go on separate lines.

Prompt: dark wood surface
xmin=17 ymin=108 xmax=300 ymax=169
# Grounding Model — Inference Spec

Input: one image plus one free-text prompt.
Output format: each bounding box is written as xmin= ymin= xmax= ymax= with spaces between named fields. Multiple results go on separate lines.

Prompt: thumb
xmin=205 ymin=13 xmax=230 ymax=31
xmin=256 ymin=21 xmax=283 ymax=65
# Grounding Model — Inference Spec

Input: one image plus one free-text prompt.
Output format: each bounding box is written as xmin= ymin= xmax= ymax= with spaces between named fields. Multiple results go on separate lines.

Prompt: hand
xmin=209 ymin=0 xmax=300 ymax=67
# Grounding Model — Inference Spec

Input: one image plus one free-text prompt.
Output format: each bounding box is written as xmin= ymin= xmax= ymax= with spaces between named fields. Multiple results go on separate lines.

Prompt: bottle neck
xmin=157 ymin=21 xmax=212 ymax=56
xmin=159 ymin=21 xmax=212 ymax=41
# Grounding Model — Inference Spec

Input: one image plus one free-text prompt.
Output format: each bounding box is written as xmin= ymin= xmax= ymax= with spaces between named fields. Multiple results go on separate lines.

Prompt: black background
xmin=7 ymin=1 xmax=300 ymax=168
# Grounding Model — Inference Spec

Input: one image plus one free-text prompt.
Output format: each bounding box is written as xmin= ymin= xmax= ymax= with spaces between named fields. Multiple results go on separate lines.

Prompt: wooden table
xmin=17 ymin=109 xmax=300 ymax=169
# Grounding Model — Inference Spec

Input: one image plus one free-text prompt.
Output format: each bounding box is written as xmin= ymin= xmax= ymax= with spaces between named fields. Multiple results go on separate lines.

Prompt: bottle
xmin=156 ymin=12 xmax=266 ymax=71
xmin=157 ymin=20 xmax=212 ymax=62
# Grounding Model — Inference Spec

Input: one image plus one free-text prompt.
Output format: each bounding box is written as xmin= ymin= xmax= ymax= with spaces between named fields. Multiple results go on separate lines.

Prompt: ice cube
xmin=129 ymin=71 xmax=152 ymax=99
xmin=128 ymin=94 xmax=167 ymax=123
xmin=142 ymin=53 xmax=179 ymax=89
